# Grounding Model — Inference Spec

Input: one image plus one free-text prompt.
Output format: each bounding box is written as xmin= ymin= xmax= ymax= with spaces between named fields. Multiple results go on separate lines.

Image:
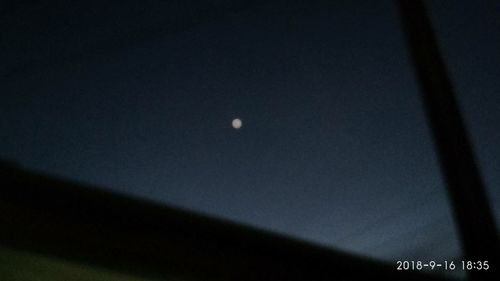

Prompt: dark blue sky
xmin=1 ymin=0 xmax=498 ymax=271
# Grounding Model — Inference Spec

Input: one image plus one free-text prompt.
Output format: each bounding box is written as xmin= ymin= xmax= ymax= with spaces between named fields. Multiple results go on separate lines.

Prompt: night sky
xmin=1 ymin=0 xmax=499 ymax=268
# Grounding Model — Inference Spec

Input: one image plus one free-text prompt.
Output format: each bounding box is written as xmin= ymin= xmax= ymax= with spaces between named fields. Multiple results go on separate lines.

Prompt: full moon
xmin=232 ymin=118 xmax=242 ymax=129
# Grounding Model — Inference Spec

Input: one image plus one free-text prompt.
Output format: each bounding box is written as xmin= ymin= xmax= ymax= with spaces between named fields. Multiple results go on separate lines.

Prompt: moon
xmin=232 ymin=118 xmax=242 ymax=129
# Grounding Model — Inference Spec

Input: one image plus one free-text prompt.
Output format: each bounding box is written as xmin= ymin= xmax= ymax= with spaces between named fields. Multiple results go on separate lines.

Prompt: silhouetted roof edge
xmin=0 ymin=161 xmax=456 ymax=281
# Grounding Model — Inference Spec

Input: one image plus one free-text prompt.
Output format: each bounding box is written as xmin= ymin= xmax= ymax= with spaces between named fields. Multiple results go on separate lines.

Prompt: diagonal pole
xmin=397 ymin=0 xmax=498 ymax=280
